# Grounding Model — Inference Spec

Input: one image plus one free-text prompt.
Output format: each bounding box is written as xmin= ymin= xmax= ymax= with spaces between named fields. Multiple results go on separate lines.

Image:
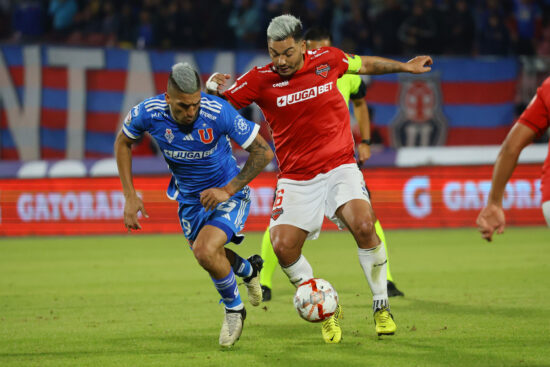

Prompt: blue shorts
xmin=177 ymin=186 xmax=251 ymax=244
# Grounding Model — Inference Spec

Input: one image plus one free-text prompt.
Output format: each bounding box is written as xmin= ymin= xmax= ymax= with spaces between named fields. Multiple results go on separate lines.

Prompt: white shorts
xmin=270 ymin=163 xmax=371 ymax=240
xmin=542 ymin=200 xmax=550 ymax=227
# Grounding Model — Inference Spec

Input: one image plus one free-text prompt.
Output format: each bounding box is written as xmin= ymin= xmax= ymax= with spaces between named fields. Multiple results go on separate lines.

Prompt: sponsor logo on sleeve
xmin=229 ymin=81 xmax=248 ymax=94
xmin=124 ymin=111 xmax=132 ymax=126
xmin=132 ymin=105 xmax=140 ymax=117
xmin=234 ymin=116 xmax=251 ymax=135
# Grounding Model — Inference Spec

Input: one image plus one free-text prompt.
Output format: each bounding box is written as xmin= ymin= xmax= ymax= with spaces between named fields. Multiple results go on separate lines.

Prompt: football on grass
xmin=293 ymin=278 xmax=338 ymax=322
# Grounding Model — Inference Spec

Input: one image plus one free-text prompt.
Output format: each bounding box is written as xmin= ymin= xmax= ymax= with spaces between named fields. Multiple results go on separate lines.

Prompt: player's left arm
xmin=476 ymin=123 xmax=536 ymax=241
xmin=346 ymin=53 xmax=433 ymax=75
xmin=349 ymin=79 xmax=371 ymax=165
xmin=200 ymin=134 xmax=274 ymax=211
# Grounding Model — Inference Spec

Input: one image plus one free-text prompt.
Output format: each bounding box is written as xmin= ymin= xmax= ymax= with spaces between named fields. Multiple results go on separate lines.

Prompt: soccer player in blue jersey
xmin=114 ymin=62 xmax=274 ymax=348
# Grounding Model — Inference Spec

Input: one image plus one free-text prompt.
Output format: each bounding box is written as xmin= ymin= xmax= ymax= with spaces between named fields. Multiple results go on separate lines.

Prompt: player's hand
xmin=476 ymin=203 xmax=505 ymax=242
xmin=200 ymin=187 xmax=232 ymax=211
xmin=405 ymin=56 xmax=433 ymax=74
xmin=357 ymin=143 xmax=372 ymax=166
xmin=123 ymin=194 xmax=149 ymax=232
xmin=206 ymin=73 xmax=231 ymax=95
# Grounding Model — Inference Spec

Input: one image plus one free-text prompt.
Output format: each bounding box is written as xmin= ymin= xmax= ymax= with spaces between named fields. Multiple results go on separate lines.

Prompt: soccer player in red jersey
xmin=477 ymin=77 xmax=550 ymax=240
xmin=207 ymin=14 xmax=432 ymax=342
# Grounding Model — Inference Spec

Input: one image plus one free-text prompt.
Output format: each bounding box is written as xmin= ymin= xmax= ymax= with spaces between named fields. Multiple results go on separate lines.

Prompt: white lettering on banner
xmin=443 ymin=179 xmax=541 ymax=211
xmin=403 ymin=176 xmax=431 ymax=218
xmin=276 ymin=82 xmax=333 ymax=107
xmin=47 ymin=48 xmax=105 ymax=160
xmin=118 ymin=51 xmax=155 ymax=135
xmin=404 ymin=176 xmax=542 ymax=216
xmin=16 ymin=191 xmax=134 ymax=222
xmin=0 ymin=46 xmax=41 ymax=160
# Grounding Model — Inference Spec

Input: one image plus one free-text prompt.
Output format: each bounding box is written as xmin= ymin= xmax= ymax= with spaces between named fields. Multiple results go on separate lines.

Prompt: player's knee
xmin=192 ymin=242 xmax=216 ymax=269
xmin=270 ymin=234 xmax=294 ymax=258
xmin=352 ymin=219 xmax=377 ymax=242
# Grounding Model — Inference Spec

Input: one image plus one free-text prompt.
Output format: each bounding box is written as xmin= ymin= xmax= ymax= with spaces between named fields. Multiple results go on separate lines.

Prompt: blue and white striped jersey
xmin=122 ymin=92 xmax=260 ymax=202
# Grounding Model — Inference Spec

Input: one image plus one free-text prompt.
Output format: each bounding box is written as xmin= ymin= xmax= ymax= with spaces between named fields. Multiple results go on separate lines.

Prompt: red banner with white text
xmin=0 ymin=165 xmax=545 ymax=236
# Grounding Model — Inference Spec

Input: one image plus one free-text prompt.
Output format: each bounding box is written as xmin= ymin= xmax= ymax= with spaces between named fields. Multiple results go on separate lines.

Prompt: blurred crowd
xmin=2 ymin=0 xmax=550 ymax=56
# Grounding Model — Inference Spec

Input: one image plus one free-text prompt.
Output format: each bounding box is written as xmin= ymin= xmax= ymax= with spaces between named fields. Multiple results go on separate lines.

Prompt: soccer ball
xmin=293 ymin=278 xmax=339 ymax=322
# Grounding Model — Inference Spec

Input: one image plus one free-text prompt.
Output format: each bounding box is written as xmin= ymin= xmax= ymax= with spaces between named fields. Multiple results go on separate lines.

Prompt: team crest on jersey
xmin=165 ymin=128 xmax=175 ymax=144
xmin=389 ymin=73 xmax=448 ymax=147
xmin=234 ymin=116 xmax=251 ymax=135
xmin=198 ymin=128 xmax=214 ymax=144
xmin=271 ymin=207 xmax=284 ymax=221
xmin=316 ymin=64 xmax=330 ymax=78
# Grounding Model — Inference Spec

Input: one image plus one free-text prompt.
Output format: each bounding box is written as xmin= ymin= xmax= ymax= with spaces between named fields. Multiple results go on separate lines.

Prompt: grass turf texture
xmin=1 ymin=227 xmax=549 ymax=367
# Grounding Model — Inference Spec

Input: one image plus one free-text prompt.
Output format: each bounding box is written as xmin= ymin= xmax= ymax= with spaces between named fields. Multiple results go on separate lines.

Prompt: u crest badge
xmin=198 ymin=128 xmax=214 ymax=144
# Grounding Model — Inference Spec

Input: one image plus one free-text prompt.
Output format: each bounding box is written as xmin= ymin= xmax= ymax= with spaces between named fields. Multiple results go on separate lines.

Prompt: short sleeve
xmin=517 ymin=86 xmax=550 ymax=138
xmin=122 ymin=104 xmax=148 ymax=140
xmin=219 ymin=100 xmax=260 ymax=149
xmin=223 ymin=68 xmax=260 ymax=110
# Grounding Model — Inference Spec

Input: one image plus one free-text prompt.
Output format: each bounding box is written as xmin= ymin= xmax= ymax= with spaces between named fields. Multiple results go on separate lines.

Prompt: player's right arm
xmin=206 ymin=73 xmax=232 ymax=99
xmin=206 ymin=68 xmax=260 ymax=110
xmin=477 ymin=83 xmax=550 ymax=241
xmin=114 ymin=107 xmax=150 ymax=232
xmin=114 ymin=131 xmax=149 ymax=232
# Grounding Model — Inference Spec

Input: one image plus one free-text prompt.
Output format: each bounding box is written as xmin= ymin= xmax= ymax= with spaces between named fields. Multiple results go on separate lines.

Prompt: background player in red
xmin=207 ymin=14 xmax=432 ymax=343
xmin=477 ymin=77 xmax=550 ymax=240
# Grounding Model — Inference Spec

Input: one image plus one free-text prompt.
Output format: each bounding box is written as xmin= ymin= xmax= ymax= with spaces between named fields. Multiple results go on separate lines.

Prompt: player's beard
xmin=276 ymin=64 xmax=295 ymax=76
xmin=169 ymin=105 xmax=199 ymax=133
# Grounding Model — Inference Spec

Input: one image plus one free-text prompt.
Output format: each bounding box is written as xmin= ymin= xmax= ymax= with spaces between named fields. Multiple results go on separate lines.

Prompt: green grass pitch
xmin=1 ymin=227 xmax=549 ymax=366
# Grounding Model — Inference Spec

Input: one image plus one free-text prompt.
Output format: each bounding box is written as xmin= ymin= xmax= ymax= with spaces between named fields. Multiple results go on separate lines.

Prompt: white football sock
xmin=358 ymin=243 xmax=389 ymax=311
xmin=281 ymin=255 xmax=314 ymax=287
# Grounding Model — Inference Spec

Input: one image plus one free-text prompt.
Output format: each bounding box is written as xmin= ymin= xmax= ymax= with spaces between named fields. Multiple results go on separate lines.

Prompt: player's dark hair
xmin=304 ymin=27 xmax=332 ymax=42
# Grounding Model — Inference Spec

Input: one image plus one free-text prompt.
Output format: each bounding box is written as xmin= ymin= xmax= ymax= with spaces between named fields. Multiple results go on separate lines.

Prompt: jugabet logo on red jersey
xmin=276 ymin=82 xmax=334 ymax=107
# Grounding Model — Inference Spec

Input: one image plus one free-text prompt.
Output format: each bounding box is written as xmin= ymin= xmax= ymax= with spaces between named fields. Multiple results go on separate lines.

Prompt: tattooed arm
xmin=200 ymin=134 xmax=274 ymax=211
xmin=357 ymin=55 xmax=433 ymax=75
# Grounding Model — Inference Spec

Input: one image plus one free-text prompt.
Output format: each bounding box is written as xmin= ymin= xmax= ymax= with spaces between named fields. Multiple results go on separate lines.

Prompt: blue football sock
xmin=231 ymin=255 xmax=252 ymax=278
xmin=212 ymin=269 xmax=243 ymax=310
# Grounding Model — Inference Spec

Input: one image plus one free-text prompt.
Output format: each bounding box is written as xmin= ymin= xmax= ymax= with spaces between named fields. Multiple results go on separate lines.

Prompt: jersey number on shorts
xmin=274 ymin=189 xmax=284 ymax=207
xmin=181 ymin=218 xmax=192 ymax=236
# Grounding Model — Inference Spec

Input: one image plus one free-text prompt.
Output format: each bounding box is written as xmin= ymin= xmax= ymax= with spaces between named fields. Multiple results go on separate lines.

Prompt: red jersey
xmin=224 ymin=47 xmax=357 ymax=180
xmin=517 ymin=77 xmax=550 ymax=201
